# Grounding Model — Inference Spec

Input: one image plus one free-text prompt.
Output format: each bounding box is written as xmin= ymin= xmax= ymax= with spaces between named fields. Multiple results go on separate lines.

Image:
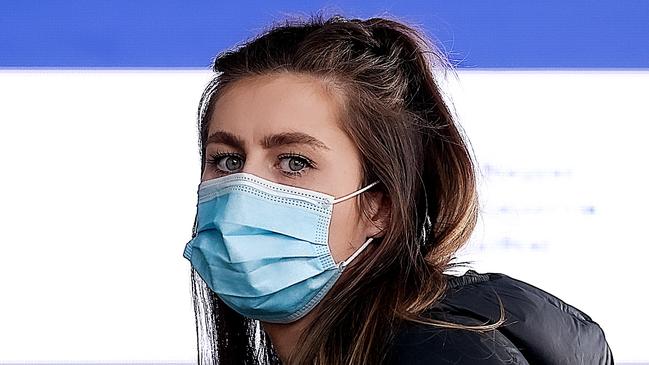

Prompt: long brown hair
xmin=189 ymin=11 xmax=503 ymax=365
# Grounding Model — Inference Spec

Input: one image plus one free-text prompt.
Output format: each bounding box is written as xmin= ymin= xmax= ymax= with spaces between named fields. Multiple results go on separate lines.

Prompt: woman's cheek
xmin=327 ymin=201 xmax=364 ymax=263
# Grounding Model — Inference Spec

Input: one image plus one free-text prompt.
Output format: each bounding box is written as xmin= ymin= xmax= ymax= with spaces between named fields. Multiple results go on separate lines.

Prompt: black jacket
xmin=388 ymin=270 xmax=614 ymax=364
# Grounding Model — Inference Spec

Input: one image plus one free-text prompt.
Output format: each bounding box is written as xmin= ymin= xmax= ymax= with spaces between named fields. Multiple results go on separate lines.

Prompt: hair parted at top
xmin=190 ymin=11 xmax=500 ymax=365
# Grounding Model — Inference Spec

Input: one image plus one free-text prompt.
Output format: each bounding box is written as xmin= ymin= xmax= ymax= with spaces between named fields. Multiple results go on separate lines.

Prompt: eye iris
xmin=226 ymin=156 xmax=242 ymax=171
xmin=289 ymin=158 xmax=304 ymax=171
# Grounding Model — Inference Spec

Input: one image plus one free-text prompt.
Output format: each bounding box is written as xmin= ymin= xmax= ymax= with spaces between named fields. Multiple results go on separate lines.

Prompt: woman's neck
xmin=260 ymin=310 xmax=318 ymax=364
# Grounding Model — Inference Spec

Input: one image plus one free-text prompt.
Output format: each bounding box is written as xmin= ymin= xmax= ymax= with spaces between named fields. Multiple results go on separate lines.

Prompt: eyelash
xmin=278 ymin=151 xmax=317 ymax=177
xmin=206 ymin=150 xmax=316 ymax=178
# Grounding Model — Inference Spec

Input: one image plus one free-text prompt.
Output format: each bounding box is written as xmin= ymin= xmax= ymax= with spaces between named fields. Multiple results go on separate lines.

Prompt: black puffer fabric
xmin=387 ymin=270 xmax=614 ymax=364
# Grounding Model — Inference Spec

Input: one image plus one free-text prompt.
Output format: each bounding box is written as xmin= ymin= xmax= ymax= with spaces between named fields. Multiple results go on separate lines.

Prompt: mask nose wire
xmin=332 ymin=180 xmax=380 ymax=204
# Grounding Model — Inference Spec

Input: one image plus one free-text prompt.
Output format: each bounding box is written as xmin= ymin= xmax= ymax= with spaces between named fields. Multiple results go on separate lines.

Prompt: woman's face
xmin=202 ymin=72 xmax=384 ymax=263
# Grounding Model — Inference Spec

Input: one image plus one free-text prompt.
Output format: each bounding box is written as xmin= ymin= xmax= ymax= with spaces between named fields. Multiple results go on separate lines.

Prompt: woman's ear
xmin=362 ymin=190 xmax=390 ymax=238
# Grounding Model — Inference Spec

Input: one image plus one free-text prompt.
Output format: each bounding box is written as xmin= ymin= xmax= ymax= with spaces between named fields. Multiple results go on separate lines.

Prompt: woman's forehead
xmin=208 ymin=73 xmax=346 ymax=147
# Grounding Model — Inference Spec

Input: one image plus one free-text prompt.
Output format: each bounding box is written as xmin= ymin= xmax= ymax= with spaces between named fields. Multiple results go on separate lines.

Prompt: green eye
xmin=278 ymin=153 xmax=315 ymax=177
xmin=207 ymin=153 xmax=244 ymax=173
xmin=288 ymin=157 xmax=305 ymax=171
xmin=223 ymin=156 xmax=243 ymax=171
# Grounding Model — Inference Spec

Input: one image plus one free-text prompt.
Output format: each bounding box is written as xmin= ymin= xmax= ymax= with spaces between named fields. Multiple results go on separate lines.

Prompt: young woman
xmin=182 ymin=13 xmax=613 ymax=364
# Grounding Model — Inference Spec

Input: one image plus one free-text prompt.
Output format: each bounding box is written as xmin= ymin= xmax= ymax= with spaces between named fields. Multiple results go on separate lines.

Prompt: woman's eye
xmin=207 ymin=153 xmax=244 ymax=173
xmin=278 ymin=154 xmax=315 ymax=177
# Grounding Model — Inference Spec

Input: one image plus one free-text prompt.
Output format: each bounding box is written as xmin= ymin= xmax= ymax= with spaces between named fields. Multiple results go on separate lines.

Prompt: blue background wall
xmin=1 ymin=0 xmax=648 ymax=69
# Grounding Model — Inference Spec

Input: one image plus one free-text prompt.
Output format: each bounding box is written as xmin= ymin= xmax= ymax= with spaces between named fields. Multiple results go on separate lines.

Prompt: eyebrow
xmin=262 ymin=132 xmax=331 ymax=151
xmin=205 ymin=131 xmax=246 ymax=150
xmin=205 ymin=130 xmax=331 ymax=151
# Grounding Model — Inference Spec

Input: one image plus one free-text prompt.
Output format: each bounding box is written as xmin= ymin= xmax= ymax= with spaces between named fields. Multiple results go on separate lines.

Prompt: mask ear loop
xmin=338 ymin=236 xmax=374 ymax=271
xmin=332 ymin=180 xmax=381 ymax=271
xmin=332 ymin=180 xmax=380 ymax=204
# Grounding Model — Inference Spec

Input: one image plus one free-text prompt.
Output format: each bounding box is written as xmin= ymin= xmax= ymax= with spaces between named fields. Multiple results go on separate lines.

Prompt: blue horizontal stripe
xmin=1 ymin=0 xmax=648 ymax=69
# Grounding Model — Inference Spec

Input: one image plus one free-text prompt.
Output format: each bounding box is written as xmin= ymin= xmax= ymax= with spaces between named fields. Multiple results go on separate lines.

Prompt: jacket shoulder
xmin=430 ymin=270 xmax=614 ymax=365
xmin=387 ymin=315 xmax=530 ymax=365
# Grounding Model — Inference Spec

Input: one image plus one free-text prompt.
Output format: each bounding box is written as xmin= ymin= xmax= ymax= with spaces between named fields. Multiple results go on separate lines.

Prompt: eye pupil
xmin=289 ymin=158 xmax=304 ymax=171
xmin=226 ymin=157 xmax=242 ymax=171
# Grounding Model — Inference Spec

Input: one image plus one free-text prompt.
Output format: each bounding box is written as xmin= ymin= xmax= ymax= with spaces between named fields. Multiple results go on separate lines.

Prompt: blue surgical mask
xmin=182 ymin=172 xmax=380 ymax=323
